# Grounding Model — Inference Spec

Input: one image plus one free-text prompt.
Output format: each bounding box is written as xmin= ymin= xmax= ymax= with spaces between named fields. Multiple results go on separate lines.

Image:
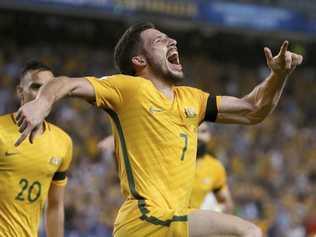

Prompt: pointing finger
xmin=29 ymin=126 xmax=40 ymax=144
xmin=18 ymin=120 xmax=28 ymax=133
xmin=17 ymin=116 xmax=25 ymax=127
xmin=15 ymin=126 xmax=32 ymax=147
xmin=29 ymin=131 xmax=35 ymax=144
xmin=16 ymin=113 xmax=25 ymax=126
xmin=279 ymin=40 xmax=289 ymax=56
xmin=264 ymin=47 xmax=273 ymax=63
xmin=15 ymin=109 xmax=22 ymax=122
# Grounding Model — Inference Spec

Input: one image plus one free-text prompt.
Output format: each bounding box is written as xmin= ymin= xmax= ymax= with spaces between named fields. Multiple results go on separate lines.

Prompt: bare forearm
xmin=246 ymin=41 xmax=302 ymax=120
xmin=215 ymin=41 xmax=302 ymax=125
xmin=215 ymin=72 xmax=288 ymax=124
xmin=244 ymin=71 xmax=288 ymax=121
xmin=45 ymin=205 xmax=64 ymax=237
xmin=14 ymin=76 xmax=94 ymax=146
xmin=35 ymin=76 xmax=94 ymax=117
xmin=37 ymin=77 xmax=77 ymax=109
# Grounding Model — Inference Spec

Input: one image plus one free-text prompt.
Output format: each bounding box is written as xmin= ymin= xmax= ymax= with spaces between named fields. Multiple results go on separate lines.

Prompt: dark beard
xmin=147 ymin=56 xmax=184 ymax=84
xmin=165 ymin=70 xmax=183 ymax=84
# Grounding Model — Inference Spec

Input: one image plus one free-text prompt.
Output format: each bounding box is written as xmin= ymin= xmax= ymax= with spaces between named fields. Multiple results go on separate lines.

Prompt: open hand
xmin=264 ymin=41 xmax=303 ymax=76
xmin=15 ymin=99 xmax=50 ymax=146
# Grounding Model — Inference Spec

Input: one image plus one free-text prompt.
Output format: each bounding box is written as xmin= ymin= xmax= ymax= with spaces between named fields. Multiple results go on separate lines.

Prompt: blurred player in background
xmin=15 ymin=22 xmax=302 ymax=237
xmin=190 ymin=122 xmax=234 ymax=213
xmin=0 ymin=61 xmax=73 ymax=237
xmin=98 ymin=123 xmax=234 ymax=213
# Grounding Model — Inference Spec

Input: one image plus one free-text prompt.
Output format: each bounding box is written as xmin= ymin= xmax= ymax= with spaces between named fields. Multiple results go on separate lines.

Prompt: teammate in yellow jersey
xmin=15 ymin=22 xmax=302 ymax=237
xmin=190 ymin=123 xmax=234 ymax=213
xmin=0 ymin=61 xmax=73 ymax=237
xmin=97 ymin=123 xmax=234 ymax=213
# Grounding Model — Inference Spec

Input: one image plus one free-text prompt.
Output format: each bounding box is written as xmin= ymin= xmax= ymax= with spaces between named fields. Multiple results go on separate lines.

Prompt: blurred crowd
xmin=0 ymin=30 xmax=315 ymax=237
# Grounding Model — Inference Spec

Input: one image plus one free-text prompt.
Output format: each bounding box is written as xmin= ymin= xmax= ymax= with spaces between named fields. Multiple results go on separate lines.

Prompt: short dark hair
xmin=21 ymin=60 xmax=52 ymax=78
xmin=114 ymin=22 xmax=155 ymax=75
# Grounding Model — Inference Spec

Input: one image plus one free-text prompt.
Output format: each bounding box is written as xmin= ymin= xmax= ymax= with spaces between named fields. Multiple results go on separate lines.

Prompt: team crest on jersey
xmin=49 ymin=157 xmax=62 ymax=166
xmin=184 ymin=107 xmax=197 ymax=118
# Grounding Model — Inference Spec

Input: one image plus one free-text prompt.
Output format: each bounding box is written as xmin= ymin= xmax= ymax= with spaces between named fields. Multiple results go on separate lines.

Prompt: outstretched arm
xmin=214 ymin=41 xmax=303 ymax=125
xmin=15 ymin=77 xmax=94 ymax=146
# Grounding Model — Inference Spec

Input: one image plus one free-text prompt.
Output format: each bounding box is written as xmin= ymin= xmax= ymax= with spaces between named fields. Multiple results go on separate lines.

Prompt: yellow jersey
xmin=190 ymin=154 xmax=227 ymax=209
xmin=86 ymin=74 xmax=220 ymax=233
xmin=0 ymin=114 xmax=72 ymax=237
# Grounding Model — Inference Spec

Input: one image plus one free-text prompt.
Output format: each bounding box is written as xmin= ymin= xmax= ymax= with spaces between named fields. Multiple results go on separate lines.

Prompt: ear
xmin=132 ymin=55 xmax=147 ymax=68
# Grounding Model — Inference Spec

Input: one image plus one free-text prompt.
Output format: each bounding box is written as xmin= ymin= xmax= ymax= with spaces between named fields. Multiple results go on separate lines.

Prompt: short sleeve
xmin=203 ymin=95 xmax=222 ymax=123
xmin=197 ymin=90 xmax=210 ymax=124
xmin=192 ymin=88 xmax=221 ymax=124
xmin=85 ymin=74 xmax=140 ymax=111
xmin=52 ymin=137 xmax=73 ymax=186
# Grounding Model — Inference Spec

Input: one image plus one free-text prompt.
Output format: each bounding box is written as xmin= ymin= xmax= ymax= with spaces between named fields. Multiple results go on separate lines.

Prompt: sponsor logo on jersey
xmin=49 ymin=157 xmax=62 ymax=166
xmin=4 ymin=151 xmax=18 ymax=157
xmin=184 ymin=107 xmax=197 ymax=118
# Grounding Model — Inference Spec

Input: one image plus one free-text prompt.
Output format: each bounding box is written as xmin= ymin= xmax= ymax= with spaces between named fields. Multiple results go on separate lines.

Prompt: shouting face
xmin=139 ymin=28 xmax=184 ymax=83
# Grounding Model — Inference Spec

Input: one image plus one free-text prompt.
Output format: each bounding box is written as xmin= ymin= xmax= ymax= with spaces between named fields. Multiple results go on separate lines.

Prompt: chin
xmin=149 ymin=60 xmax=184 ymax=83
xmin=167 ymin=70 xmax=184 ymax=83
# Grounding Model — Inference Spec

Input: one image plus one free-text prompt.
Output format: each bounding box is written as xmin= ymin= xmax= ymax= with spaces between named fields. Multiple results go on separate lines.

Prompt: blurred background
xmin=0 ymin=0 xmax=315 ymax=237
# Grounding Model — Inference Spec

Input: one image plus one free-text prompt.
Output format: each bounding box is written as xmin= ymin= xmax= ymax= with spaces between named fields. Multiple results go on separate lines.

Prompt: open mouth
xmin=166 ymin=49 xmax=182 ymax=72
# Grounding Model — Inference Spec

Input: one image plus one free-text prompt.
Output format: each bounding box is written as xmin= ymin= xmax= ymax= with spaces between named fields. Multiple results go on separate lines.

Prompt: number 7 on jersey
xmin=179 ymin=133 xmax=188 ymax=161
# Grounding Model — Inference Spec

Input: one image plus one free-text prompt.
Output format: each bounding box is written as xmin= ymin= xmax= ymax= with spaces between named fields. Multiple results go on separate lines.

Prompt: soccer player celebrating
xmin=15 ymin=23 xmax=302 ymax=237
xmin=0 ymin=62 xmax=72 ymax=237
xmin=190 ymin=122 xmax=234 ymax=213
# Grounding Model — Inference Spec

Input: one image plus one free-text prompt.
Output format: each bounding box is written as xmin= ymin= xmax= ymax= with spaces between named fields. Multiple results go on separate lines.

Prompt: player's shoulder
xmin=176 ymin=85 xmax=202 ymax=92
xmin=86 ymin=74 xmax=150 ymax=96
xmin=0 ymin=114 xmax=18 ymax=143
xmin=175 ymin=86 xmax=207 ymax=96
xmin=46 ymin=122 xmax=72 ymax=145
xmin=89 ymin=74 xmax=148 ymax=84
xmin=204 ymin=154 xmax=223 ymax=168
xmin=0 ymin=113 xmax=16 ymax=130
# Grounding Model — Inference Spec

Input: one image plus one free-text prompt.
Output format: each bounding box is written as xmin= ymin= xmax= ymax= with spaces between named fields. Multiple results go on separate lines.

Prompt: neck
xmin=138 ymin=70 xmax=174 ymax=101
